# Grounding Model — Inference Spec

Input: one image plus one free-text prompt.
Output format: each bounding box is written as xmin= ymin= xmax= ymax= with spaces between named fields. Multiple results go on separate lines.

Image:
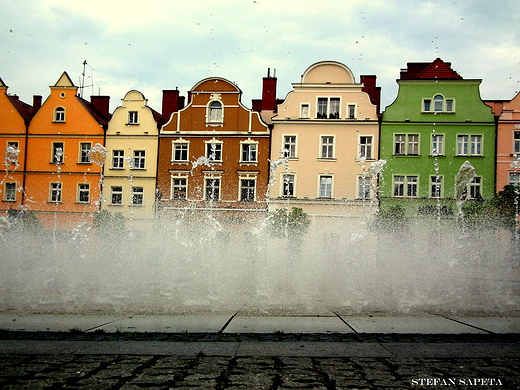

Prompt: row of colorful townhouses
xmin=1 ymin=58 xmax=519 ymax=233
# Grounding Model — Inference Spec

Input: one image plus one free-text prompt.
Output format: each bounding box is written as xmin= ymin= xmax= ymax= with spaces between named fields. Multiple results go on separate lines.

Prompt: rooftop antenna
xmin=79 ymin=60 xmax=94 ymax=98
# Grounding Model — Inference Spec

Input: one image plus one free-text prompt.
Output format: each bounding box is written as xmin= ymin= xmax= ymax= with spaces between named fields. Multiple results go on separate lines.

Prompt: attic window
xmin=208 ymin=101 xmax=223 ymax=123
xmin=54 ymin=107 xmax=65 ymax=122
xmin=423 ymin=95 xmax=454 ymax=113
xmin=128 ymin=111 xmax=139 ymax=125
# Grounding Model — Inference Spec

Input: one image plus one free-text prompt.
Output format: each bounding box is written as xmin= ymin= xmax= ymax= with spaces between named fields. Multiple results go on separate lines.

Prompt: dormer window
xmin=423 ymin=95 xmax=454 ymax=113
xmin=128 ymin=111 xmax=139 ymax=124
xmin=208 ymin=101 xmax=223 ymax=123
xmin=54 ymin=107 xmax=65 ymax=122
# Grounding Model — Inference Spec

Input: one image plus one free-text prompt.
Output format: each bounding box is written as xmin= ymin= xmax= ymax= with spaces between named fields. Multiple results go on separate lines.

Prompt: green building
xmin=380 ymin=58 xmax=496 ymax=216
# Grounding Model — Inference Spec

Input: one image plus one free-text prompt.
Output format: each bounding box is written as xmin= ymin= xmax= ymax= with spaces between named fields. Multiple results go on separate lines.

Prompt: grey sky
xmin=2 ymin=0 xmax=519 ymax=112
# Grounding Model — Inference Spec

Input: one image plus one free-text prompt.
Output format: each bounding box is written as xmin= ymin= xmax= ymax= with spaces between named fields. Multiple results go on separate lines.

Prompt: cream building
xmin=102 ymin=90 xmax=164 ymax=232
xmin=269 ymin=61 xmax=381 ymax=228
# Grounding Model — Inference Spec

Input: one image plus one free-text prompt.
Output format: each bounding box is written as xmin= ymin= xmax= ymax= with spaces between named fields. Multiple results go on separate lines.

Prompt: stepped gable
xmin=417 ymin=58 xmax=463 ymax=79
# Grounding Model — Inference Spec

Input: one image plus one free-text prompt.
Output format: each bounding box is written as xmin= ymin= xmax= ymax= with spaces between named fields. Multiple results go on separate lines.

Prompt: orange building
xmin=157 ymin=77 xmax=270 ymax=226
xmin=486 ymin=93 xmax=520 ymax=192
xmin=25 ymin=72 xmax=110 ymax=230
xmin=0 ymin=78 xmax=39 ymax=214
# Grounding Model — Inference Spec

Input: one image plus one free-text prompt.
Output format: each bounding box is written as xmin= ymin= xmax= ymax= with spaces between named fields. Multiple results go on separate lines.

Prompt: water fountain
xmin=0 ymin=151 xmax=518 ymax=317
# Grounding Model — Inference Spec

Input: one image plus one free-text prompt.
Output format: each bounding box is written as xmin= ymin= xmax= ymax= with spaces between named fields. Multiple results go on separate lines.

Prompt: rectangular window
xmin=319 ymin=175 xmax=332 ymax=198
xmin=457 ymin=135 xmax=482 ymax=156
xmin=515 ymin=131 xmax=520 ymax=154
xmin=431 ymin=176 xmax=442 ymax=198
xmin=205 ymin=178 xmax=220 ymax=201
xmin=423 ymin=99 xmax=431 ymax=112
xmin=132 ymin=186 xmax=144 ymax=205
xmin=510 ymin=172 xmax=520 ymax=186
xmin=359 ymin=136 xmax=372 ymax=159
xmin=394 ymin=134 xmax=419 ymax=155
xmin=4 ymin=182 xmax=16 ymax=201
xmin=283 ymin=136 xmax=297 ymax=158
xmin=358 ymin=177 xmax=371 ymax=199
xmin=133 ymin=150 xmax=145 ymax=169
xmin=172 ymin=178 xmax=187 ymax=199
xmin=206 ymin=143 xmax=222 ymax=162
xmin=469 ymin=177 xmax=481 ymax=199
xmin=128 ymin=111 xmax=139 ymax=124
xmin=173 ymin=143 xmax=189 ymax=162
xmin=432 ymin=134 xmax=444 ymax=156
xmin=78 ymin=183 xmax=90 ymax=203
xmin=446 ymin=100 xmax=454 ymax=112
xmin=240 ymin=179 xmax=255 ymax=201
xmin=393 ymin=176 xmax=404 ymax=197
xmin=112 ymin=150 xmax=124 ymax=169
xmin=321 ymin=136 xmax=334 ymax=159
xmin=6 ymin=141 xmax=19 ymax=163
xmin=300 ymin=104 xmax=309 ymax=119
xmin=50 ymin=182 xmax=62 ymax=203
xmin=317 ymin=97 xmax=340 ymax=119
xmin=241 ymin=143 xmax=257 ymax=162
xmin=79 ymin=143 xmax=91 ymax=163
xmin=406 ymin=176 xmax=418 ymax=197
xmin=111 ymin=186 xmax=122 ymax=205
xmin=54 ymin=107 xmax=65 ymax=122
xmin=282 ymin=174 xmax=295 ymax=197
xmin=52 ymin=142 xmax=64 ymax=164
xmin=348 ymin=104 xmax=356 ymax=119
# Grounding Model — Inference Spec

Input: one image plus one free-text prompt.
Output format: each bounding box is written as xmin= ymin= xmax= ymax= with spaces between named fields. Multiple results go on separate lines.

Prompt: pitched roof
xmin=7 ymin=95 xmax=33 ymax=121
xmin=400 ymin=58 xmax=462 ymax=80
xmin=77 ymin=96 xmax=110 ymax=126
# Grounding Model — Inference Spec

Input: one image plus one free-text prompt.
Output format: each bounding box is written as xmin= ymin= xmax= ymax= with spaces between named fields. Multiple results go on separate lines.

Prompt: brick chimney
xmin=90 ymin=96 xmax=110 ymax=120
xmin=261 ymin=68 xmax=277 ymax=111
xmin=360 ymin=75 xmax=381 ymax=115
xmin=32 ymin=95 xmax=42 ymax=117
xmin=162 ymin=89 xmax=185 ymax=121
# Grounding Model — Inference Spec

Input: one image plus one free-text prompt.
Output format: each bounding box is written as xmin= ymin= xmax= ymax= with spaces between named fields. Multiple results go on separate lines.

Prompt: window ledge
xmin=317 ymin=158 xmax=336 ymax=162
xmin=422 ymin=111 xmax=455 ymax=114
xmin=239 ymin=162 xmax=258 ymax=165
xmin=77 ymin=162 xmax=92 ymax=165
xmin=455 ymin=155 xmax=483 ymax=158
xmin=126 ymin=123 xmax=139 ymax=126
xmin=108 ymin=204 xmax=123 ymax=207
xmin=129 ymin=204 xmax=144 ymax=207
xmin=2 ymin=200 xmax=16 ymax=203
xmin=393 ymin=154 xmax=421 ymax=157
xmin=110 ymin=167 xmax=125 ymax=170
xmin=76 ymin=202 xmax=90 ymax=205
xmin=47 ymin=202 xmax=62 ymax=204
xmin=171 ymin=161 xmax=190 ymax=164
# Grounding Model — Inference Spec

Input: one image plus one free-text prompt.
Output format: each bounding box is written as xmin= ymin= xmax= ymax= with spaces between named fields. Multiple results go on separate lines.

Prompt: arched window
xmin=208 ymin=101 xmax=222 ymax=123
xmin=54 ymin=107 xmax=65 ymax=122
xmin=434 ymin=95 xmax=444 ymax=112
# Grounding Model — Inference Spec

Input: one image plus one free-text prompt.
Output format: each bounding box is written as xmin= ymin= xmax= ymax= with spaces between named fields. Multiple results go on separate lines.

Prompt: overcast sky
xmin=2 ymin=0 xmax=519 ymax=113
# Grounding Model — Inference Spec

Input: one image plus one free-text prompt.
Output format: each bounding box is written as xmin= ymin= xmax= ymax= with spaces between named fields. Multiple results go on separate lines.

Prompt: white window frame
xmin=128 ymin=111 xmax=139 ymax=125
xmin=4 ymin=182 xmax=16 ymax=201
xmin=172 ymin=139 xmax=190 ymax=162
xmin=300 ymin=103 xmax=310 ymax=119
xmin=133 ymin=150 xmax=146 ymax=169
xmin=240 ymin=140 xmax=258 ymax=163
xmin=50 ymin=182 xmax=62 ymax=203
xmin=77 ymin=183 xmax=90 ymax=204
xmin=431 ymin=134 xmax=444 ymax=156
xmin=110 ymin=186 xmax=123 ymax=205
xmin=282 ymin=174 xmax=295 ymax=197
xmin=514 ymin=131 xmax=520 ymax=154
xmin=207 ymin=100 xmax=223 ymax=123
xmin=457 ymin=135 xmax=482 ymax=156
xmin=423 ymin=94 xmax=455 ymax=113
xmin=469 ymin=177 xmax=481 ymax=199
xmin=430 ymin=175 xmax=443 ymax=198
xmin=205 ymin=140 xmax=223 ymax=162
xmin=358 ymin=136 xmax=373 ymax=159
xmin=347 ymin=104 xmax=356 ymax=119
xmin=239 ymin=178 xmax=256 ymax=202
xmin=317 ymin=97 xmax=340 ymax=119
xmin=131 ymin=186 xmax=144 ymax=205
xmin=318 ymin=175 xmax=333 ymax=198
xmin=320 ymin=135 xmax=335 ymax=159
xmin=394 ymin=134 xmax=419 ymax=156
xmin=357 ymin=176 xmax=371 ymax=199
xmin=54 ymin=107 xmax=66 ymax=122
xmin=171 ymin=176 xmax=188 ymax=200
xmin=112 ymin=150 xmax=124 ymax=169
xmin=204 ymin=176 xmax=221 ymax=201
xmin=283 ymin=135 xmax=297 ymax=158
xmin=509 ymin=172 xmax=520 ymax=186
xmin=52 ymin=142 xmax=64 ymax=164
xmin=6 ymin=141 xmax=19 ymax=164
xmin=79 ymin=142 xmax=92 ymax=163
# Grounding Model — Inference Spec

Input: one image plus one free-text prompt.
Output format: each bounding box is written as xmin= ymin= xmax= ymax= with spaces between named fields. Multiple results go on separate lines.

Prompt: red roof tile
xmin=417 ymin=58 xmax=462 ymax=79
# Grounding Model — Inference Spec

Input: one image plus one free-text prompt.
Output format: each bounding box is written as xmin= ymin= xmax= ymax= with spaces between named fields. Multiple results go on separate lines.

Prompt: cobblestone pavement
xmin=0 ymin=333 xmax=519 ymax=389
